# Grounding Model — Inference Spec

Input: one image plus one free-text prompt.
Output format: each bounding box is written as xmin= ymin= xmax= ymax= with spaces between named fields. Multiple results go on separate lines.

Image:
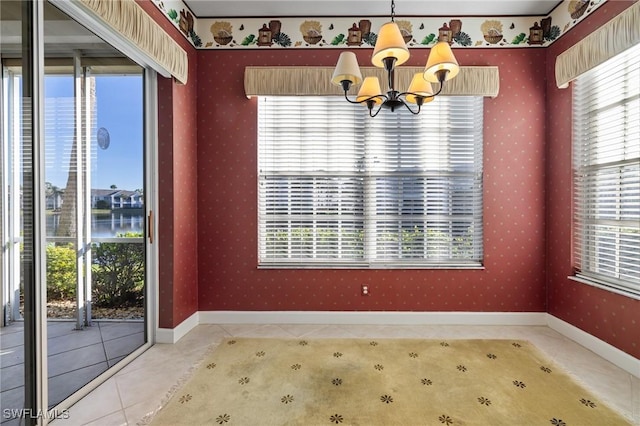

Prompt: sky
xmin=44 ymin=74 xmax=144 ymax=192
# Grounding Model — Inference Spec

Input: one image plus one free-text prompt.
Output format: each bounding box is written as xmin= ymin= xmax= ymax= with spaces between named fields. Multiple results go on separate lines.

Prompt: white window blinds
xmin=258 ymin=96 xmax=483 ymax=268
xmin=573 ymin=43 xmax=640 ymax=298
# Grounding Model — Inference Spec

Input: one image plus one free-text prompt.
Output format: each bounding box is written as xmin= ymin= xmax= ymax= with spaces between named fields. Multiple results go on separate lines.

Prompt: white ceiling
xmin=182 ymin=0 xmax=563 ymax=18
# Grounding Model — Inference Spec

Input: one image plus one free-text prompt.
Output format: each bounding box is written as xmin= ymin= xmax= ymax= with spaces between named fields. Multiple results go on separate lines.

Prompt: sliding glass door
xmin=43 ymin=62 xmax=147 ymax=409
xmin=1 ymin=1 xmax=155 ymax=423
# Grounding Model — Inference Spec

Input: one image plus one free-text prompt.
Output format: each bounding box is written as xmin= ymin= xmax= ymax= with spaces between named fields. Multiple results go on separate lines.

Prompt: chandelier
xmin=331 ymin=0 xmax=459 ymax=117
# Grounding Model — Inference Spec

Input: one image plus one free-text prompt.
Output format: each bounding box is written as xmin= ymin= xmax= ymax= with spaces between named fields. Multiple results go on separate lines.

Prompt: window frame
xmin=257 ymin=95 xmax=484 ymax=269
xmin=571 ymin=43 xmax=640 ymax=299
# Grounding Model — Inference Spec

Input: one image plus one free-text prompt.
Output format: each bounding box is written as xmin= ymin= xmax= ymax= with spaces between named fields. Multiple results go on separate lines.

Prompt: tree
xmin=110 ymin=184 xmax=117 ymax=189
xmin=56 ymin=137 xmax=79 ymax=237
xmin=56 ymin=75 xmax=98 ymax=237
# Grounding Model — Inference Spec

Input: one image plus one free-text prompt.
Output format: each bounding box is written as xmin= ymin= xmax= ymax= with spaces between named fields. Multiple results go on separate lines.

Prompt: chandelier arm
xmin=431 ymin=81 xmax=445 ymax=97
xmin=343 ymin=90 xmax=366 ymax=105
xmin=369 ymin=102 xmax=385 ymax=117
xmin=343 ymin=90 xmax=389 ymax=105
xmin=397 ymin=97 xmax=421 ymax=115
xmin=395 ymin=73 xmax=447 ymax=105
xmin=430 ymin=69 xmax=450 ymax=97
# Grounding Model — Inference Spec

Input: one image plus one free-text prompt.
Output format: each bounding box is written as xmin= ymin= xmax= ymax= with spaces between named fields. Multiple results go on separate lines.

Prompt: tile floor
xmin=11 ymin=324 xmax=640 ymax=425
xmin=0 ymin=320 xmax=145 ymax=425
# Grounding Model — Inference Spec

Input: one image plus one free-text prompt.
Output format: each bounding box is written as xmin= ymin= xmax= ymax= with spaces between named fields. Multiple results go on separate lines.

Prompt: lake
xmin=47 ymin=211 xmax=144 ymax=238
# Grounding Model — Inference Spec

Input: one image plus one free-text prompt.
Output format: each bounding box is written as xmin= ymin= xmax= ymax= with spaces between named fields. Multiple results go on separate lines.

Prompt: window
xmin=573 ymin=43 xmax=640 ymax=298
xmin=258 ymin=96 xmax=483 ymax=268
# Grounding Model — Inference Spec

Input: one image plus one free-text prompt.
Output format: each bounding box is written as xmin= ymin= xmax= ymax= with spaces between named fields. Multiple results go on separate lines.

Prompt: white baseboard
xmin=154 ymin=310 xmax=638 ymax=378
xmin=546 ymin=314 xmax=640 ymax=378
xmin=155 ymin=311 xmax=199 ymax=344
xmin=198 ymin=310 xmax=547 ymax=326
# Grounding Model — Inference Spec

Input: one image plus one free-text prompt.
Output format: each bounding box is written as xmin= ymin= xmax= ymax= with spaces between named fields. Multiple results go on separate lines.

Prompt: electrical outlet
xmin=361 ymin=284 xmax=369 ymax=296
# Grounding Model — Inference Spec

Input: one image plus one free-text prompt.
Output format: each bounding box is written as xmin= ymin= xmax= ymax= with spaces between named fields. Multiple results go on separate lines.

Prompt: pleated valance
xmin=555 ymin=1 xmax=639 ymax=88
xmin=244 ymin=66 xmax=500 ymax=98
xmin=78 ymin=0 xmax=188 ymax=84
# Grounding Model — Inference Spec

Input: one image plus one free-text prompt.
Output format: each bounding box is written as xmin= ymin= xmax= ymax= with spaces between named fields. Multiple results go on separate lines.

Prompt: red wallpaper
xmin=138 ymin=1 xmax=199 ymax=328
xmin=195 ymin=47 xmax=547 ymax=312
xmin=545 ymin=1 xmax=639 ymax=358
xmin=139 ymin=0 xmax=638 ymax=359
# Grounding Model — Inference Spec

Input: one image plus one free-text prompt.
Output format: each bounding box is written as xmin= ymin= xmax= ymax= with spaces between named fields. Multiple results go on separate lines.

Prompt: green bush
xmin=95 ymin=199 xmax=110 ymax=210
xmin=91 ymin=232 xmax=144 ymax=308
xmin=46 ymin=244 xmax=76 ymax=300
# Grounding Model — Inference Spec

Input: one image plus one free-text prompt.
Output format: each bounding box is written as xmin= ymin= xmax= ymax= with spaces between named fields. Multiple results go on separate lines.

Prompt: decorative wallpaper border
xmin=152 ymin=0 xmax=605 ymax=49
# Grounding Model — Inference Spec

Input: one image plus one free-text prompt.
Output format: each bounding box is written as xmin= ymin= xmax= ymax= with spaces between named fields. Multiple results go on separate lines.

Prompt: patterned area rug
xmin=147 ymin=338 xmax=631 ymax=425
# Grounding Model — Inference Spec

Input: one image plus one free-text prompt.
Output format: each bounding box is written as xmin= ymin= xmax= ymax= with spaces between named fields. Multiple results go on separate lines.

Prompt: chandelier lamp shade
xmin=331 ymin=0 xmax=459 ymax=117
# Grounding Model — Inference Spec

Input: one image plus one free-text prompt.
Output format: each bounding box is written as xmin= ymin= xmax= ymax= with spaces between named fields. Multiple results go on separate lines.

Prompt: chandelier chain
xmin=331 ymin=0 xmax=459 ymax=116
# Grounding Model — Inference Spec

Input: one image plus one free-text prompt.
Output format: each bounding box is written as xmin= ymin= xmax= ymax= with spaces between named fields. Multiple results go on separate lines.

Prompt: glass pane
xmin=1 ymin=1 xmax=33 ymax=424
xmin=40 ymin=0 xmax=147 ymax=410
xmin=2 ymin=0 xmax=149 ymax=418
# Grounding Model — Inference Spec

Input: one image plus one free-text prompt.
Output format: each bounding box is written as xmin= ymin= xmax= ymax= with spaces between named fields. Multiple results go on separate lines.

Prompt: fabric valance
xmin=78 ymin=0 xmax=188 ymax=84
xmin=555 ymin=1 xmax=639 ymax=88
xmin=244 ymin=66 xmax=500 ymax=98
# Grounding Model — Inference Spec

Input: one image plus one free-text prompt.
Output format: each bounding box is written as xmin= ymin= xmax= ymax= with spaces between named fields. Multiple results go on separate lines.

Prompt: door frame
xmin=0 ymin=0 xmax=160 ymax=422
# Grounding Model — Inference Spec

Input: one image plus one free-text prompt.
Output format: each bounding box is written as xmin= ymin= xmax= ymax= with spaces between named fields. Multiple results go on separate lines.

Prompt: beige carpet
xmin=147 ymin=338 xmax=631 ymax=425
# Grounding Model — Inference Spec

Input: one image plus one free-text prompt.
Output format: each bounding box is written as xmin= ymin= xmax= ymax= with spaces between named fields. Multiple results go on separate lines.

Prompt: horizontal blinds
xmin=573 ymin=43 xmax=640 ymax=296
xmin=258 ymin=96 xmax=483 ymax=267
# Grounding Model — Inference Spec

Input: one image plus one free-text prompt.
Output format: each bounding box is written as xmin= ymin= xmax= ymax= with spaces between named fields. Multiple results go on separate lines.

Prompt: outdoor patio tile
xmin=1 ymin=386 xmax=25 ymax=423
xmin=98 ymin=322 xmax=145 ymax=342
xmin=0 ymin=322 xmax=23 ymax=336
xmin=48 ymin=343 xmax=107 ymax=378
xmin=0 ymin=344 xmax=24 ymax=368
xmin=0 ymin=330 xmax=25 ymax=350
xmin=104 ymin=332 xmax=145 ymax=362
xmin=0 ymin=363 xmax=24 ymax=392
xmin=0 ymin=416 xmax=22 ymax=426
xmin=108 ymin=355 xmax=127 ymax=368
xmin=47 ymin=321 xmax=80 ymax=339
xmin=47 ymin=328 xmax=103 ymax=356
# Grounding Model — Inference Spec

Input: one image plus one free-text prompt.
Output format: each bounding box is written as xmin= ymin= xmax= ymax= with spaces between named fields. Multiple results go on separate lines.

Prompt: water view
xmin=46 ymin=210 xmax=144 ymax=238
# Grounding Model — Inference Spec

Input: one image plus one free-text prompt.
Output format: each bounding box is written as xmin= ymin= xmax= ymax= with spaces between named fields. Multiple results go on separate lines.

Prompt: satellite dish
xmin=97 ymin=127 xmax=110 ymax=149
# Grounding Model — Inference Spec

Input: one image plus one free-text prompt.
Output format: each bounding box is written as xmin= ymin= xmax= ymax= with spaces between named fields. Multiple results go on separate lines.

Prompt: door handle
xmin=148 ymin=211 xmax=154 ymax=244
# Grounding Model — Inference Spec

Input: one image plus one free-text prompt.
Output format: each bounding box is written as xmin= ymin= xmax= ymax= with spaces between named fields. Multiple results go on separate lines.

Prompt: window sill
xmin=258 ymin=263 xmax=485 ymax=270
xmin=567 ymin=275 xmax=640 ymax=301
